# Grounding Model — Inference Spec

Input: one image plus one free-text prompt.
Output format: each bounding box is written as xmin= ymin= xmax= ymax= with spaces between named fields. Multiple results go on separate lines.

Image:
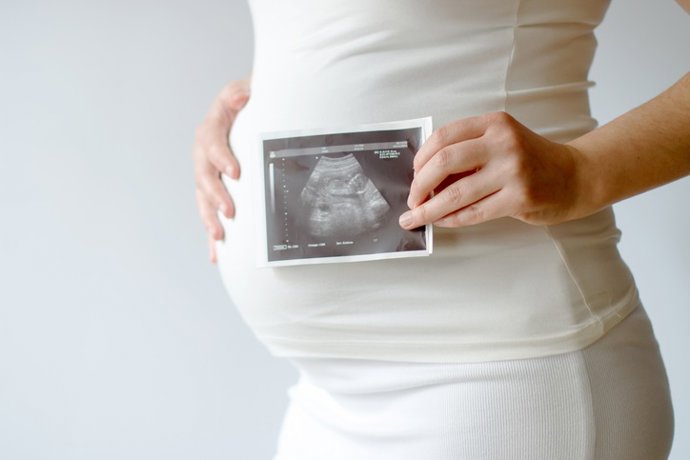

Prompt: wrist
xmin=563 ymin=141 xmax=605 ymax=221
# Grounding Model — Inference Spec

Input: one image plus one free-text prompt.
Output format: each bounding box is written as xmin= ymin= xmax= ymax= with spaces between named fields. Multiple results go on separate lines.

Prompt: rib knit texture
xmin=273 ymin=305 xmax=674 ymax=459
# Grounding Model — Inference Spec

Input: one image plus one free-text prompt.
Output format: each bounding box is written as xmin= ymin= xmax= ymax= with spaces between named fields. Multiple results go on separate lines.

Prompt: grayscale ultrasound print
xmin=261 ymin=125 xmax=429 ymax=264
xmin=299 ymin=154 xmax=390 ymax=239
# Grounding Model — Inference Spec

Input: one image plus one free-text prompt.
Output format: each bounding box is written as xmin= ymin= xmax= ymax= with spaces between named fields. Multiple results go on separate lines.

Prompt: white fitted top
xmin=216 ymin=0 xmax=641 ymax=363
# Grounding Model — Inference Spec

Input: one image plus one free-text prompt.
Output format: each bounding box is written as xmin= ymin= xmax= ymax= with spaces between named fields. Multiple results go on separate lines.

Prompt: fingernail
xmin=399 ymin=211 xmax=413 ymax=229
xmin=219 ymin=203 xmax=228 ymax=215
xmin=225 ymin=165 xmax=235 ymax=178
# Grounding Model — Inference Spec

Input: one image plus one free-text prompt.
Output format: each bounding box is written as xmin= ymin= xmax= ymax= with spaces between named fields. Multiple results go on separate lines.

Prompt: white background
xmin=0 ymin=1 xmax=688 ymax=458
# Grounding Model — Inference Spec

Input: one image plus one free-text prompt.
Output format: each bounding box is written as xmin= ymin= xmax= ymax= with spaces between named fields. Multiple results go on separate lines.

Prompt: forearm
xmin=567 ymin=71 xmax=690 ymax=215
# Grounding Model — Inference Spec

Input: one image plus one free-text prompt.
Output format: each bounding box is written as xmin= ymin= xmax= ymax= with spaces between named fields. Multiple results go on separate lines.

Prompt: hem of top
xmin=260 ymin=296 xmax=641 ymax=365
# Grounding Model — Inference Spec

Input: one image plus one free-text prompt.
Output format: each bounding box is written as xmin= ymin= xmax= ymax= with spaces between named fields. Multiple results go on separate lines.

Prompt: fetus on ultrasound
xmin=299 ymin=154 xmax=390 ymax=239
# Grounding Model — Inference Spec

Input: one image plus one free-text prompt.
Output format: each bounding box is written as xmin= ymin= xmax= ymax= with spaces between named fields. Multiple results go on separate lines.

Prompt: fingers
xmin=193 ymin=78 xmax=252 ymax=263
xmin=407 ymin=138 xmax=486 ymax=208
xmin=194 ymin=120 xmax=241 ymax=181
xmin=402 ymin=111 xmax=531 ymax=230
xmin=208 ymin=234 xmax=218 ymax=264
xmin=413 ymin=115 xmax=488 ymax=172
xmin=199 ymin=80 xmax=252 ymax=180
xmin=401 ymin=111 xmax=579 ymax=229
xmin=399 ymin=170 xmax=501 ymax=229
xmin=209 ymin=138 xmax=241 ymax=180
xmin=433 ymin=188 xmax=512 ymax=228
xmin=196 ymin=188 xmax=225 ymax=241
xmin=193 ymin=144 xmax=236 ymax=219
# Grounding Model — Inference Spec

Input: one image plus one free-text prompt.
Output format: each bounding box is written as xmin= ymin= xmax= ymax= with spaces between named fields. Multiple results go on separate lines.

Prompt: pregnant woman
xmin=192 ymin=1 xmax=690 ymax=458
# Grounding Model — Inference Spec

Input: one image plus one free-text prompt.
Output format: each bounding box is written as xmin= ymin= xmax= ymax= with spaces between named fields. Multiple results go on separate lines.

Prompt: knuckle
xmin=218 ymin=144 xmax=238 ymax=166
xmin=443 ymin=213 xmax=461 ymax=226
xmin=435 ymin=209 xmax=459 ymax=226
xmin=195 ymin=145 xmax=220 ymax=168
xmin=432 ymin=125 xmax=451 ymax=146
xmin=467 ymin=204 xmax=484 ymax=222
xmin=207 ymin=222 xmax=221 ymax=238
xmin=444 ymin=183 xmax=463 ymax=205
xmin=209 ymin=213 xmax=221 ymax=227
xmin=192 ymin=143 xmax=207 ymax=166
xmin=207 ymin=184 xmax=225 ymax=205
xmin=201 ymin=212 xmax=215 ymax=231
xmin=207 ymin=145 xmax=226 ymax=166
xmin=446 ymin=212 xmax=466 ymax=227
xmin=455 ymin=204 xmax=482 ymax=226
xmin=198 ymin=198 xmax=216 ymax=218
xmin=414 ymin=205 xmax=429 ymax=223
xmin=199 ymin=176 xmax=220 ymax=199
xmin=498 ymin=127 xmax=523 ymax=154
xmin=435 ymin=147 xmax=454 ymax=169
xmin=195 ymin=170 xmax=213 ymax=191
xmin=488 ymin=110 xmax=513 ymax=127
xmin=200 ymin=165 xmax=220 ymax=182
xmin=207 ymin=146 xmax=230 ymax=174
xmin=193 ymin=152 xmax=210 ymax=173
xmin=195 ymin=182 xmax=210 ymax=202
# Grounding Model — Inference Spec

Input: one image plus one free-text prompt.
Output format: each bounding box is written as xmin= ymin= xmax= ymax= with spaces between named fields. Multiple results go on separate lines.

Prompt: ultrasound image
xmin=260 ymin=122 xmax=431 ymax=265
xmin=299 ymin=154 xmax=390 ymax=239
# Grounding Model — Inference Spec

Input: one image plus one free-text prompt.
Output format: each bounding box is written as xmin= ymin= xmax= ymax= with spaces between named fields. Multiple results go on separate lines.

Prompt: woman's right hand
xmin=192 ymin=77 xmax=251 ymax=263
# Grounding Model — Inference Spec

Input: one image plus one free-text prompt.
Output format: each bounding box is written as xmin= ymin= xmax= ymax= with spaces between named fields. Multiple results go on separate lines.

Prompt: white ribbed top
xmin=216 ymin=0 xmax=641 ymax=363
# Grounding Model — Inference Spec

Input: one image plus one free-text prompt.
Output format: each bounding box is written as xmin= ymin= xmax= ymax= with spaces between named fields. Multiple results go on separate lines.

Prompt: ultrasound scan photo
xmin=258 ymin=118 xmax=433 ymax=266
xmin=299 ymin=154 xmax=390 ymax=239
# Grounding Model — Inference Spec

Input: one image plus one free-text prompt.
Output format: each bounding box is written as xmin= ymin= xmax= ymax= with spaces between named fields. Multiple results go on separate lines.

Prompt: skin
xmin=400 ymin=73 xmax=690 ymax=230
xmin=193 ymin=0 xmax=690 ymax=263
xmin=192 ymin=77 xmax=250 ymax=262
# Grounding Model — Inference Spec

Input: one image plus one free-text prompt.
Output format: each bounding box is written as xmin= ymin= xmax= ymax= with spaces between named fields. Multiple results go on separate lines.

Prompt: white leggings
xmin=273 ymin=305 xmax=674 ymax=460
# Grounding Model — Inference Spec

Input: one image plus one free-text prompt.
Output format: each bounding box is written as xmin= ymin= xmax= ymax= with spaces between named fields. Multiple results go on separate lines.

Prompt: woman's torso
xmin=216 ymin=0 xmax=641 ymax=363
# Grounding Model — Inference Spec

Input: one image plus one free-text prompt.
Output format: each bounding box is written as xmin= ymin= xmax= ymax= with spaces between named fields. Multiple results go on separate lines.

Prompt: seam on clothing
xmin=578 ymin=349 xmax=599 ymax=460
xmin=501 ymin=0 xmax=521 ymax=112
xmin=542 ymin=225 xmax=605 ymax=330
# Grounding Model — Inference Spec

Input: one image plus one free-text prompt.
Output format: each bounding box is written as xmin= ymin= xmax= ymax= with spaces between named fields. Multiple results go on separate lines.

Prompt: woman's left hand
xmin=399 ymin=111 xmax=591 ymax=230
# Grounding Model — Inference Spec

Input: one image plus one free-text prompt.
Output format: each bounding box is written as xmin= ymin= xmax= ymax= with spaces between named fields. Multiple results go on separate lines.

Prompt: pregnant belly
xmin=212 ymin=91 xmax=629 ymax=349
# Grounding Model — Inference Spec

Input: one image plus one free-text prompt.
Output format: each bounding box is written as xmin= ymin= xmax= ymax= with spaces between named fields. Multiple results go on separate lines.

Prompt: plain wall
xmin=0 ymin=1 xmax=687 ymax=459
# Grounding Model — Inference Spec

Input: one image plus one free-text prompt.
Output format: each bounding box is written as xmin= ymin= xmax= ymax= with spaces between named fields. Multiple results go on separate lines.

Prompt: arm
xmin=401 ymin=66 xmax=689 ymax=229
xmin=567 ymin=72 xmax=690 ymax=218
xmin=567 ymin=0 xmax=690 ymax=209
